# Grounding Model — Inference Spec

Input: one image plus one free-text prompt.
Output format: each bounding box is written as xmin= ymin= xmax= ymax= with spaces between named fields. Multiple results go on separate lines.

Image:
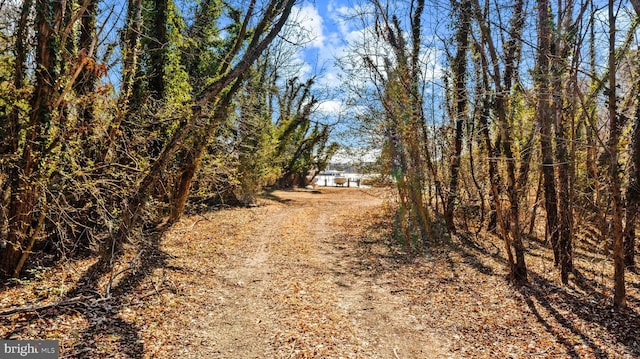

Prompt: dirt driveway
xmin=4 ymin=187 xmax=639 ymax=358
xmin=148 ymin=188 xmax=450 ymax=358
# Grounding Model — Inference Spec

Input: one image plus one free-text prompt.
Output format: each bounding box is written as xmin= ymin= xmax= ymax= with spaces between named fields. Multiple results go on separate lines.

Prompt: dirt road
xmin=150 ymin=188 xmax=450 ymax=358
xmin=5 ymin=187 xmax=639 ymax=357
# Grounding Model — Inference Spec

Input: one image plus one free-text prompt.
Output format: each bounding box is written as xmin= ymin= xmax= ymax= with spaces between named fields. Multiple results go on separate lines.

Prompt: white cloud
xmin=297 ymin=3 xmax=374 ymax=89
xmin=326 ymin=2 xmax=374 ymax=39
xmin=317 ymin=71 xmax=341 ymax=88
xmin=291 ymin=5 xmax=325 ymax=49
xmin=327 ymin=0 xmax=337 ymax=13
xmin=316 ymin=100 xmax=343 ymax=114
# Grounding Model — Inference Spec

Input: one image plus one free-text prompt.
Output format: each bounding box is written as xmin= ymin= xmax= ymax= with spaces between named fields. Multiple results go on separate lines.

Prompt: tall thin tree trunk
xmin=149 ymin=0 xmax=167 ymax=100
xmin=528 ymin=171 xmax=543 ymax=236
xmin=624 ymin=105 xmax=639 ymax=270
xmin=552 ymin=0 xmax=574 ymax=284
xmin=473 ymin=0 xmax=526 ymax=282
xmin=502 ymin=0 xmax=527 ymax=282
xmin=585 ymin=4 xmax=606 ymax=249
xmin=445 ymin=0 xmax=471 ymax=234
xmin=169 ymin=96 xmax=234 ymax=224
xmin=497 ymin=94 xmax=527 ymax=282
xmin=475 ymin=46 xmax=510 ymax=265
xmin=536 ymin=0 xmax=560 ymax=267
xmin=555 ymin=114 xmax=573 ymax=283
xmin=624 ymin=1 xmax=640 ymax=268
xmin=608 ymin=0 xmax=625 ymax=308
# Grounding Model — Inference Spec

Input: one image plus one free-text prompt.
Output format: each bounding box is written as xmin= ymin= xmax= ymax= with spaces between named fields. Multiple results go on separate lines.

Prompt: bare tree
xmin=624 ymin=0 xmax=640 ymax=272
xmin=444 ymin=0 xmax=471 ymax=234
xmin=472 ymin=0 xmax=527 ymax=282
xmin=608 ymin=0 xmax=625 ymax=308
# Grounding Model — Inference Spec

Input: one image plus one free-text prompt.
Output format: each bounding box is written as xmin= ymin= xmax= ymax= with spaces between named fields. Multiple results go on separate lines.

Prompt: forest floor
xmin=1 ymin=188 xmax=640 ymax=358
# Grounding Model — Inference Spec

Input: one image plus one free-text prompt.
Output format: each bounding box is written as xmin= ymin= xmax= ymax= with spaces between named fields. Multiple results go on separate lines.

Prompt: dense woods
xmin=1 ymin=0 xmax=640 ymax=340
xmin=338 ymin=0 xmax=640 ymax=309
xmin=0 ymin=0 xmax=340 ymax=277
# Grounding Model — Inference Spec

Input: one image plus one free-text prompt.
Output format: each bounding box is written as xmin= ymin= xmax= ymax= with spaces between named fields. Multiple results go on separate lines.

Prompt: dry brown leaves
xmin=1 ymin=188 xmax=639 ymax=358
xmin=338 ymin=202 xmax=640 ymax=358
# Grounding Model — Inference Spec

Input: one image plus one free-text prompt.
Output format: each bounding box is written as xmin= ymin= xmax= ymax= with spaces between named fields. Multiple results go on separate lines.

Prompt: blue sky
xmin=285 ymin=0 xmax=387 ymax=157
xmin=286 ymin=1 xmax=359 ymax=113
xmin=285 ymin=0 xmax=449 ymax=116
xmin=95 ymin=0 xmax=360 ymax=97
xmin=290 ymin=1 xmax=352 ymax=74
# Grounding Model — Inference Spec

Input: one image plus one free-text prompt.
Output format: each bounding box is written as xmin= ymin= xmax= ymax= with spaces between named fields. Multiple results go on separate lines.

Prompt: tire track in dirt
xmin=178 ymin=205 xmax=300 ymax=358
xmin=307 ymin=193 xmax=449 ymax=358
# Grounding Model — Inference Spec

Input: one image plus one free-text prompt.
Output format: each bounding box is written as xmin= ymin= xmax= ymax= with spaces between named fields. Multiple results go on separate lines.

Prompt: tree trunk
xmin=0 ymin=0 xmax=31 ymax=156
xmin=536 ymin=0 xmax=560 ymax=267
xmin=556 ymin=119 xmax=573 ymax=283
xmin=475 ymin=46 xmax=510 ymax=268
xmin=623 ymin=3 xmax=640 ymax=267
xmin=502 ymin=0 xmax=527 ymax=282
xmin=608 ymin=0 xmax=625 ymax=308
xmin=472 ymin=0 xmax=526 ymax=282
xmin=170 ymin=149 xmax=202 ymax=223
xmin=1 ymin=0 xmax=60 ymax=277
xmin=528 ymin=171 xmax=543 ymax=236
xmin=149 ymin=0 xmax=168 ymax=100
xmin=0 ymin=0 xmax=32 ymax=256
xmin=497 ymin=93 xmax=527 ymax=282
xmin=624 ymin=95 xmax=640 ymax=270
xmin=169 ymin=104 xmax=229 ymax=224
xmin=552 ymin=0 xmax=575 ymax=284
xmin=74 ymin=0 xmax=98 ymax=133
xmin=445 ymin=0 xmax=471 ymax=234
